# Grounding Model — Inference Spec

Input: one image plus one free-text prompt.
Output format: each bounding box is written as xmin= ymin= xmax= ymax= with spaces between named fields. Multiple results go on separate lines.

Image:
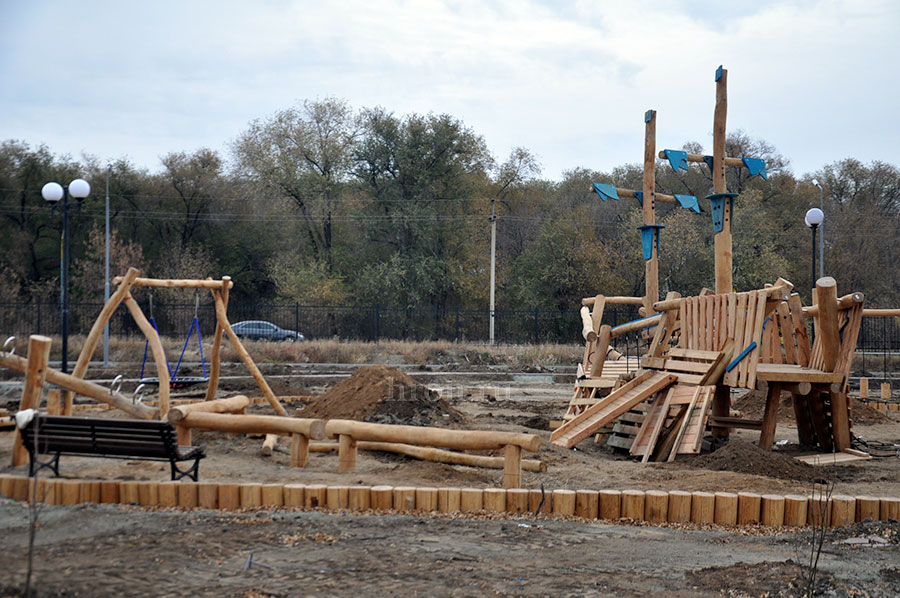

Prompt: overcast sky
xmin=1 ymin=0 xmax=897 ymax=180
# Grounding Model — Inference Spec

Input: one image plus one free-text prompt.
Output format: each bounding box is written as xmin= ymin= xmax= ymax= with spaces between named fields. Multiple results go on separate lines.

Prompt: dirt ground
xmin=1 ymin=364 xmax=899 ymax=596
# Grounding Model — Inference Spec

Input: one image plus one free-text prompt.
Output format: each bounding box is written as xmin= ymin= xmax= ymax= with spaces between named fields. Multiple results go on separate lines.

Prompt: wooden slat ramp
xmin=629 ymin=384 xmax=715 ymax=461
xmin=550 ymin=371 xmax=677 ymax=449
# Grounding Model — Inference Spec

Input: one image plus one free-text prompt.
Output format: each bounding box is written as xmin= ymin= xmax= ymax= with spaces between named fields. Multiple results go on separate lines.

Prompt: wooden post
xmin=816 ymin=277 xmax=841 ymax=372
xmin=881 ymin=382 xmax=891 ymax=400
xmin=691 ymin=491 xmax=716 ymax=524
xmin=370 ymin=485 xmax=394 ymax=510
xmin=240 ymin=483 xmax=263 ymax=508
xmin=643 ymin=109 xmax=659 ymax=312
xmin=529 ymin=488 xmax=552 ymax=515
xmin=507 ymin=488 xmax=530 ymax=514
xmin=621 ymin=490 xmax=645 ymax=520
xmin=502 ymin=444 xmax=522 ymax=489
xmin=326 ymin=486 xmax=349 ymax=509
xmin=737 ymin=492 xmax=761 ymax=525
xmin=574 ymin=490 xmax=599 ymax=519
xmin=761 ymin=495 xmax=785 ymax=527
xmin=158 ymin=481 xmax=178 ymax=507
xmin=552 ymin=489 xmax=576 ymax=516
xmin=758 ymin=382 xmax=782 ymax=450
xmin=438 ymin=488 xmax=462 ymax=513
xmin=855 ymin=496 xmax=880 ymax=522
xmin=880 ymin=497 xmax=900 ymax=521
xmin=393 ymin=487 xmax=417 ymax=511
xmin=415 ymin=487 xmax=439 ymax=511
xmin=459 ymin=488 xmax=483 ymax=512
xmin=12 ymin=335 xmax=52 ymax=466
xmin=198 ymin=483 xmax=219 ymax=509
xmin=138 ymin=482 xmax=160 ymax=506
xmin=283 ymin=484 xmax=306 ymax=507
xmin=830 ymin=391 xmax=851 ymax=451
xmin=667 ymin=490 xmax=692 ymax=523
xmin=176 ymin=425 xmax=192 ymax=447
xmin=60 ymin=480 xmax=82 ymax=505
xmin=598 ymin=490 xmax=622 ymax=520
xmin=808 ymin=495 xmax=832 ymax=527
xmin=120 ymin=481 xmax=140 ymax=505
xmin=644 ymin=490 xmax=668 ymax=523
xmin=100 ymin=481 xmax=120 ymax=504
xmin=483 ymin=488 xmax=506 ymax=512
xmin=305 ymin=484 xmax=328 ymax=508
xmin=830 ymin=495 xmax=855 ymax=527
xmin=218 ymin=484 xmax=241 ymax=510
xmin=290 ymin=433 xmax=310 ymax=467
xmin=338 ymin=434 xmax=358 ymax=473
xmin=261 ymin=484 xmax=284 ymax=507
xmin=713 ymin=67 xmax=732 ymax=294
xmin=348 ymin=486 xmax=371 ymax=510
xmin=46 ymin=389 xmax=62 ymax=415
xmin=80 ymin=480 xmax=101 ymax=504
xmin=714 ymin=492 xmax=738 ymax=525
xmin=123 ymin=293 xmax=171 ymax=419
xmin=712 ymin=385 xmax=731 ymax=440
xmin=590 ymin=324 xmax=612 ymax=379
xmin=859 ymin=377 xmax=869 ymax=399
xmin=178 ymin=483 xmax=199 ymax=509
xmin=204 ymin=276 xmax=230 ymax=402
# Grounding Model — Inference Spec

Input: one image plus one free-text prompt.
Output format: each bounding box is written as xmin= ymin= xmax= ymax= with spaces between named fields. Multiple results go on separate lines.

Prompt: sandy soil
xmin=1 ymin=366 xmax=899 ymax=596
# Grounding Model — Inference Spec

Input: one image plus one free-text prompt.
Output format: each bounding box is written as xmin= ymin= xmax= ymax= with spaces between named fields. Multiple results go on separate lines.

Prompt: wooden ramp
xmin=550 ymin=371 xmax=677 ymax=449
xmin=629 ymin=385 xmax=715 ymax=461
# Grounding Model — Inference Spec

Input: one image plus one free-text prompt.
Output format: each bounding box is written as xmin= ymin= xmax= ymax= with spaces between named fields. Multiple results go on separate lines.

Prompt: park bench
xmin=17 ymin=412 xmax=205 ymax=481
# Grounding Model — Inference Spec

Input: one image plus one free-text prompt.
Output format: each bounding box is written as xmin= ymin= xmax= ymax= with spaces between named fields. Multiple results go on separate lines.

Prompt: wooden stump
xmin=644 ymin=490 xmax=668 ymax=523
xmin=714 ymin=492 xmax=738 ymax=525
xmin=460 ymin=488 xmax=483 ymax=512
xmin=691 ymin=491 xmax=716 ymax=524
xmin=760 ymin=495 xmax=785 ymax=527
xmin=506 ymin=488 xmax=529 ymax=514
xmin=290 ymin=433 xmax=310 ymax=467
xmin=552 ymin=489 xmax=576 ymax=516
xmin=667 ymin=491 xmax=692 ymax=523
xmin=261 ymin=484 xmax=284 ymax=507
xmin=239 ymin=483 xmax=263 ymax=508
xmin=349 ymin=486 xmax=371 ymax=510
xmin=218 ymin=484 xmax=241 ymax=510
xmin=807 ymin=495 xmax=832 ymax=527
xmin=859 ymin=377 xmax=868 ymax=399
xmin=305 ymin=484 xmax=328 ymax=509
xmin=393 ymin=487 xmax=417 ymax=511
xmin=575 ymin=490 xmax=599 ymax=519
xmin=138 ymin=482 xmax=160 ymax=507
xmin=737 ymin=492 xmax=761 ymax=525
xmin=81 ymin=480 xmax=102 ymax=504
xmin=503 ymin=444 xmax=522 ymax=489
xmin=338 ymin=434 xmax=358 ymax=473
xmin=120 ymin=481 xmax=140 ymax=505
xmin=855 ymin=495 xmax=880 ymax=522
xmin=59 ymin=480 xmax=82 ymax=505
xmin=621 ymin=490 xmax=645 ymax=520
xmin=178 ymin=483 xmax=199 ymax=509
xmin=198 ymin=483 xmax=219 ymax=509
xmin=0 ymin=475 xmax=15 ymax=498
xmin=415 ymin=487 xmax=439 ymax=511
xmin=598 ymin=490 xmax=622 ymax=520
xmin=881 ymin=382 xmax=891 ymax=400
xmin=529 ymin=488 xmax=552 ymax=515
xmin=783 ymin=495 xmax=808 ymax=527
xmin=831 ymin=495 xmax=855 ymax=527
xmin=326 ymin=486 xmax=350 ymax=510
xmin=100 ymin=481 xmax=120 ymax=504
xmin=158 ymin=481 xmax=179 ymax=507
xmin=283 ymin=484 xmax=306 ymax=508
xmin=483 ymin=488 xmax=506 ymax=512
xmin=370 ymin=486 xmax=394 ymax=510
xmin=438 ymin=488 xmax=461 ymax=513
xmin=880 ymin=497 xmax=900 ymax=521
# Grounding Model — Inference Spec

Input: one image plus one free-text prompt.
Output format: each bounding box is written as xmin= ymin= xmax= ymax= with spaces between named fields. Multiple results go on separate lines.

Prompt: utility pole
xmin=104 ymin=165 xmax=111 ymax=367
xmin=812 ymin=179 xmax=825 ymax=278
xmin=489 ymin=198 xmax=497 ymax=345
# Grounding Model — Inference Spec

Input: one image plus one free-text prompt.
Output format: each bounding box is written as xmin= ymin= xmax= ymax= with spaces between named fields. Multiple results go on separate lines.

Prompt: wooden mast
xmin=643 ymin=109 xmax=659 ymax=313
xmin=712 ymin=67 xmax=731 ymax=294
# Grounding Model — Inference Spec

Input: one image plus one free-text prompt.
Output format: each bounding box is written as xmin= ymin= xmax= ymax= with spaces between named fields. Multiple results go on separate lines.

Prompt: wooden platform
xmin=795 ymin=449 xmax=872 ymax=465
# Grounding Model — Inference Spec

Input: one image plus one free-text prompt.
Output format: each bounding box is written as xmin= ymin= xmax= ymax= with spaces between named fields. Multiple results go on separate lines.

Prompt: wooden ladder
xmin=550 ymin=371 xmax=677 ymax=449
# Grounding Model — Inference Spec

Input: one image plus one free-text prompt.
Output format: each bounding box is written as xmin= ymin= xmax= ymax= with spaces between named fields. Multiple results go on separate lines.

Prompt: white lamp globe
xmin=804 ymin=207 xmax=824 ymax=227
xmin=68 ymin=178 xmax=91 ymax=199
xmin=41 ymin=182 xmax=64 ymax=203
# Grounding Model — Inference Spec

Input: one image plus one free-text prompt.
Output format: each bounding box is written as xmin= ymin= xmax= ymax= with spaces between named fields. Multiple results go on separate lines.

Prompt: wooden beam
xmin=310 ymin=441 xmax=547 ymax=472
xmin=123 ymin=292 xmax=170 ymax=419
xmin=170 ymin=411 xmax=325 ymax=439
xmin=643 ymin=109 xmax=659 ymax=312
xmin=581 ymin=295 xmax=645 ymax=307
xmin=580 ymin=306 xmax=597 ymax=342
xmin=713 ymin=67 xmax=731 ymax=294
xmin=657 ymin=150 xmax=747 ymax=168
xmin=11 ymin=335 xmax=52 ymax=467
xmin=759 ymin=382 xmax=782 ymax=450
xmin=815 ymin=277 xmax=841 ymax=372
xmin=167 ymin=395 xmax=252 ymax=422
xmin=324 ymin=420 xmax=541 ymax=453
xmin=204 ymin=276 xmax=230 ymax=402
xmin=113 ymin=276 xmax=233 ymax=290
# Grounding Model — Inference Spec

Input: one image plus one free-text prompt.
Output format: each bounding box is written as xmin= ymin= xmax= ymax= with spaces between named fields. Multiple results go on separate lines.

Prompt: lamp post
xmin=804 ymin=207 xmax=824 ymax=291
xmin=42 ymin=178 xmax=91 ymax=373
xmin=812 ymin=179 xmax=824 ymax=278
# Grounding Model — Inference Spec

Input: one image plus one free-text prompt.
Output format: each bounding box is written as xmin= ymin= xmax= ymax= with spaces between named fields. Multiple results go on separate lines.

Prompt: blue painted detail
xmin=762 ymin=316 xmax=773 ymax=330
xmin=716 ymin=65 xmax=723 ymax=82
xmin=637 ymin=224 xmax=665 ymax=260
xmin=742 ymin=157 xmax=768 ymax=180
xmin=674 ymin=194 xmax=701 ymax=214
xmin=707 ymin=193 xmax=739 ymax=233
xmin=592 ymin=182 xmax=620 ymax=201
xmin=645 ymin=110 xmax=654 ymax=123
xmin=704 ymin=155 xmax=715 ymax=173
xmin=634 ymin=191 xmax=643 ymax=207
xmin=663 ymin=149 xmax=690 ymax=172
xmin=612 ymin=313 xmax=660 ymax=335
xmin=726 ymin=342 xmax=756 ymax=373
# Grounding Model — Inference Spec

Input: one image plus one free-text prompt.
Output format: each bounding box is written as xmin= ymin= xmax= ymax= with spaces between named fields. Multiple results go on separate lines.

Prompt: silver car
xmin=231 ymin=320 xmax=305 ymax=342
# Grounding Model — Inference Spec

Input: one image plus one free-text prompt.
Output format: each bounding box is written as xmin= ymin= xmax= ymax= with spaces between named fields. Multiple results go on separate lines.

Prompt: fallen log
xmin=309 ymin=441 xmax=547 ymax=472
xmin=168 ymin=411 xmax=325 ymax=439
xmin=167 ymin=395 xmax=252 ymax=423
xmin=323 ymin=420 xmax=541 ymax=452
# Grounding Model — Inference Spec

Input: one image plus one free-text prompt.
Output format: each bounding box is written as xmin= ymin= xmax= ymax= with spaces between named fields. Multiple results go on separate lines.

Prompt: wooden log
xmin=370 ymin=485 xmax=394 ymax=510
xmin=416 ymin=487 xmax=439 ymax=511
xmin=12 ymin=335 xmax=52 ymax=466
xmin=0 ymin=475 xmax=15 ymax=499
xmin=326 ymin=486 xmax=349 ymax=509
xmin=552 ymin=489 xmax=576 ymax=516
xmin=459 ymin=488 xmax=483 ymax=512
xmin=759 ymin=382 xmax=782 ymax=450
xmin=882 ymin=383 xmax=891 ymax=400
xmin=348 ymin=486 xmax=371 ymax=510
xmin=138 ymin=482 xmax=160 ymax=507
xmin=283 ymin=484 xmax=306 ymax=507
xmin=393 ymin=486 xmax=417 ymax=511
xmin=100 ymin=481 xmax=120 ymax=504
xmin=176 ymin=425 xmax=192 ymax=447
xmin=506 ymin=488 xmax=529 ymax=514
xmin=855 ymin=496 xmax=880 ymax=522
xmin=859 ymin=378 xmax=869 ymax=399
xmin=79 ymin=480 xmax=101 ymax=504
xmin=31 ymin=479 xmax=53 ymax=504
xmin=338 ymin=434 xmax=358 ymax=473
xmin=830 ymin=391 xmax=851 ymax=451
xmin=261 ymin=484 xmax=284 ymax=507
xmin=580 ymin=306 xmax=597 ymax=342
xmin=815 ymin=278 xmax=841 ymax=372
xmin=171 ymin=411 xmax=325 ymax=439
xmin=644 ymin=490 xmax=668 ymax=523
xmin=657 ymin=150 xmax=746 ymax=168
xmin=205 ymin=276 xmax=230 ymax=401
xmin=598 ymin=490 xmax=622 ymax=520
xmin=581 ymin=295 xmax=645 ymax=307
xmin=667 ymin=491 xmax=692 ymax=523
xmin=528 ymin=488 xmax=552 ymax=515
xmin=212 ymin=289 xmax=286 ymax=416
xmin=46 ymin=389 xmax=62 ymax=415
xmin=483 ymin=488 xmax=506 ymax=512
xmin=309 ymin=441 xmax=547 ymax=472
xmin=712 ymin=68 xmax=731 ymax=295
xmin=803 ymin=293 xmax=866 ymax=315
xmin=880 ymin=497 xmax=900 ymax=521
xmin=168 ymin=395 xmax=252 ymax=421
xmin=291 ymin=433 xmax=310 ymax=468
xmin=324 ymin=420 xmax=540 ymax=453
xmin=590 ymin=324 xmax=612 ymax=378
xmin=59 ymin=480 xmax=82 ymax=505
xmin=714 ymin=492 xmax=738 ymax=525
xmin=760 ymin=495 xmax=785 ymax=527
xmin=830 ymin=495 xmax=855 ymax=527
xmin=574 ymin=490 xmax=599 ymax=519
xmin=261 ymin=434 xmax=279 ymax=456
xmin=197 ymin=483 xmax=219 ymax=509
xmin=807 ymin=495 xmax=832 ymax=527
xmin=304 ymin=484 xmax=328 ymax=508
xmin=863 ymin=308 xmax=900 ymax=316
xmin=178 ymin=483 xmax=199 ymax=509
xmin=439 ymin=488 xmax=462 ymax=513
xmin=113 ymin=276 xmax=234 ymax=289
xmin=123 ymin=293 xmax=171 ymax=418
xmin=218 ymin=484 xmax=241 ymax=510
xmin=610 ymin=314 xmax=663 ymax=339
xmin=737 ymin=492 xmax=761 ymax=525
xmin=158 ymin=481 xmax=178 ymax=507
xmin=239 ymin=483 xmax=263 ymax=508
xmin=621 ymin=490 xmax=645 ymax=520
xmin=503 ymin=444 xmax=522 ymax=489
xmin=119 ymin=481 xmax=140 ymax=505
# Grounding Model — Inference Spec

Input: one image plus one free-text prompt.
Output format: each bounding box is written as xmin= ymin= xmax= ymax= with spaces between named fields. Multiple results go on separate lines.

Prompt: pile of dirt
xmin=296 ymin=365 xmax=464 ymax=426
xmin=732 ymin=390 xmax=891 ymax=426
xmin=850 ymin=397 xmax=892 ymax=425
xmin=686 ymin=439 xmax=825 ymax=482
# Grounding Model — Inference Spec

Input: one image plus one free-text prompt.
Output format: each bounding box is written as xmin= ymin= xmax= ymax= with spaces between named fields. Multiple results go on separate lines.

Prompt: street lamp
xmin=42 ymin=178 xmax=91 ymax=373
xmin=812 ymin=179 xmax=824 ymax=278
xmin=804 ymin=207 xmax=824 ymax=291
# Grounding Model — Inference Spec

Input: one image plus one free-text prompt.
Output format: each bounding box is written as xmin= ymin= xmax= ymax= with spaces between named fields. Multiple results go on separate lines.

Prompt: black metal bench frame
xmin=19 ymin=415 xmax=205 ymax=481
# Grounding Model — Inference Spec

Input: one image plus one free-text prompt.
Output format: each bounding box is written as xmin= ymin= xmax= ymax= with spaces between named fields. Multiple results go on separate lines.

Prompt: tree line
xmin=1 ymin=98 xmax=898 ymax=315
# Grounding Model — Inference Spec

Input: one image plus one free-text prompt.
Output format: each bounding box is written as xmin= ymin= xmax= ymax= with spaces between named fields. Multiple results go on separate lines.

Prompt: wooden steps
xmin=551 ymin=371 xmax=677 ymax=449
